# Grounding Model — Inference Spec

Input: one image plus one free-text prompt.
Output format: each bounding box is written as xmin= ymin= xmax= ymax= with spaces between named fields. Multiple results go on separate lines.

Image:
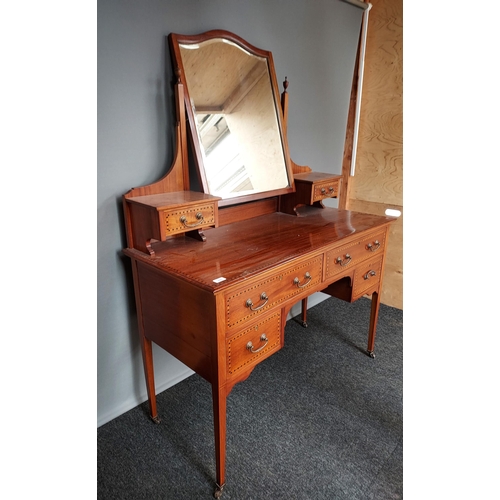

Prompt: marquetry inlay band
xmin=227 ymin=312 xmax=281 ymax=374
xmin=225 ymin=255 xmax=323 ymax=329
xmin=164 ymin=204 xmax=215 ymax=233
xmin=352 ymin=257 xmax=383 ymax=298
xmin=325 ymin=230 xmax=386 ymax=277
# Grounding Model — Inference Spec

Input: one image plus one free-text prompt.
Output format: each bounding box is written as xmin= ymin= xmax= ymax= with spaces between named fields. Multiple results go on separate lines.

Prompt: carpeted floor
xmin=98 ymin=296 xmax=403 ymax=499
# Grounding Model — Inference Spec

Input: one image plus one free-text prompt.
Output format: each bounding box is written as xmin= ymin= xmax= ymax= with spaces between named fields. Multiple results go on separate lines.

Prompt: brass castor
xmin=367 ymin=350 xmax=375 ymax=359
xmin=214 ymin=483 xmax=225 ymax=498
xmin=151 ymin=415 xmax=161 ymax=424
xmin=300 ymin=320 xmax=308 ymax=328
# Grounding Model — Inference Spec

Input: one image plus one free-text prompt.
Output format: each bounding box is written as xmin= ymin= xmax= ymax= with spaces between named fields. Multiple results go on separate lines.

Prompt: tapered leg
xmin=212 ymin=384 xmax=227 ymax=498
xmin=300 ymin=297 xmax=308 ymax=327
xmin=131 ymin=259 xmax=160 ymax=423
xmin=140 ymin=334 xmax=160 ymax=422
xmin=367 ymin=291 xmax=380 ymax=358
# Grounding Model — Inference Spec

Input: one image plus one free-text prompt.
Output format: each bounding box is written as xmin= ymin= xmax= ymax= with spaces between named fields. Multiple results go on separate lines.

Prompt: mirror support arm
xmin=280 ymin=77 xmax=311 ymax=176
xmin=174 ymin=68 xmax=190 ymax=191
xmin=122 ymin=70 xmax=191 ymax=250
xmin=281 ymin=76 xmax=289 ymax=137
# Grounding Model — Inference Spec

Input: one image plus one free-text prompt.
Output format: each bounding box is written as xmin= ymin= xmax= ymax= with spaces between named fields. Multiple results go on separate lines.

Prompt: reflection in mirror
xmin=172 ymin=33 xmax=293 ymax=202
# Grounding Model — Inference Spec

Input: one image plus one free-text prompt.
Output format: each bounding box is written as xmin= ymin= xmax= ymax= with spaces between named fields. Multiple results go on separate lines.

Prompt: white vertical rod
xmin=350 ymin=3 xmax=372 ymax=177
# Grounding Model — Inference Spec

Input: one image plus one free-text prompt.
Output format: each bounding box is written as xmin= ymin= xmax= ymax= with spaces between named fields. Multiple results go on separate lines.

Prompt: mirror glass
xmin=170 ymin=32 xmax=294 ymax=204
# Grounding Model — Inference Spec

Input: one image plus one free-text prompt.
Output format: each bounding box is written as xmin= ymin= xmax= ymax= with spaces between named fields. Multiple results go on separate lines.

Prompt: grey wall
xmin=97 ymin=0 xmax=363 ymax=427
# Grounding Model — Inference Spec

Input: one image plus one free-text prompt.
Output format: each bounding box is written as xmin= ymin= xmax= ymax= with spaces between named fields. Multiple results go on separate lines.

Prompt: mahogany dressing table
xmin=122 ymin=30 xmax=395 ymax=498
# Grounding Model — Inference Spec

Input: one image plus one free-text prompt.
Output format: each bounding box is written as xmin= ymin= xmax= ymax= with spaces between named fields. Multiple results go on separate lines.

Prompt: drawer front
xmin=325 ymin=229 xmax=386 ymax=280
xmin=312 ymin=179 xmax=340 ymax=202
xmin=225 ymin=254 xmax=323 ymax=331
xmin=163 ymin=203 xmax=217 ymax=236
xmin=226 ymin=311 xmax=282 ymax=377
xmin=352 ymin=255 xmax=384 ymax=299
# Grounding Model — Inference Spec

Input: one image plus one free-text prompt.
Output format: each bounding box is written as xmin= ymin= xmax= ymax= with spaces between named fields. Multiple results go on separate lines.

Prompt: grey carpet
xmin=98 ymin=296 xmax=403 ymax=499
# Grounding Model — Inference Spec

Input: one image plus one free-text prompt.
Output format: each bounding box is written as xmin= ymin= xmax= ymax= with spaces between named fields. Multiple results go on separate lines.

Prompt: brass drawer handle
xmin=246 ymin=292 xmax=269 ymax=311
xmin=335 ymin=254 xmax=352 ymax=267
xmin=329 ymin=186 xmax=334 ymax=193
xmin=180 ymin=212 xmax=204 ymax=228
xmin=293 ymin=272 xmax=312 ymax=288
xmin=366 ymin=240 xmax=380 ymax=252
xmin=321 ymin=188 xmax=326 ymax=195
xmin=246 ymin=334 xmax=269 ymax=353
xmin=364 ymin=270 xmax=377 ymax=280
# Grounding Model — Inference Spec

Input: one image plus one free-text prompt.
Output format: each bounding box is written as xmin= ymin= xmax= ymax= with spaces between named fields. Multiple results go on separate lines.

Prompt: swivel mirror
xmin=169 ymin=30 xmax=295 ymax=206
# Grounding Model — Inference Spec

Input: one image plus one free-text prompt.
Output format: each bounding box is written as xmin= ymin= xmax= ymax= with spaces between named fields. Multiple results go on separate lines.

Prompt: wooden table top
xmin=124 ymin=208 xmax=394 ymax=292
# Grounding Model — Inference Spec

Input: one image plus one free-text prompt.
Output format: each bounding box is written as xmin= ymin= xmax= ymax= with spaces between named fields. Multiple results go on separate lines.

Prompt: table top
xmin=124 ymin=208 xmax=394 ymax=292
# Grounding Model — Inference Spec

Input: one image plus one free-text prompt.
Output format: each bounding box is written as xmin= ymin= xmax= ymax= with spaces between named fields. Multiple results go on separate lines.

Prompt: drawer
xmin=325 ymin=229 xmax=386 ymax=280
xmin=163 ymin=203 xmax=217 ymax=236
xmin=226 ymin=311 xmax=282 ymax=377
xmin=312 ymin=178 xmax=341 ymax=202
xmin=225 ymin=254 xmax=323 ymax=331
xmin=352 ymin=255 xmax=384 ymax=300
xmin=125 ymin=191 xmax=220 ymax=252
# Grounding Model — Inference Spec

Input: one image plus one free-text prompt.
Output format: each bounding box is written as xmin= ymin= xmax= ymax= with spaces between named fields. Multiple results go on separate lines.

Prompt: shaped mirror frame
xmin=169 ymin=30 xmax=295 ymax=206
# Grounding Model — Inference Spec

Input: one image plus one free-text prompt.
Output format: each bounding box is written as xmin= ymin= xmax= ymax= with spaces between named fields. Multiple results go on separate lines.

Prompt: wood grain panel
xmin=350 ymin=0 xmax=402 ymax=206
xmin=347 ymin=0 xmax=403 ymax=308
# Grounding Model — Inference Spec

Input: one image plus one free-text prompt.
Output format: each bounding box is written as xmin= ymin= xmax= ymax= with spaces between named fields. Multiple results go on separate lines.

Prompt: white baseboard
xmin=97 ymin=367 xmax=194 ymax=428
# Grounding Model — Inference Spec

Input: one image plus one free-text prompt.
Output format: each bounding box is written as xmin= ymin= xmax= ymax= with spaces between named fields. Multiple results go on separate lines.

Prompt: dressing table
xmin=122 ymin=30 xmax=395 ymax=498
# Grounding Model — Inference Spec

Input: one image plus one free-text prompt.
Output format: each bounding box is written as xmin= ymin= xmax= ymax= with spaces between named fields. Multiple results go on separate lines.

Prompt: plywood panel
xmin=347 ymin=0 xmax=403 ymax=309
xmin=350 ymin=0 xmax=402 ymax=206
